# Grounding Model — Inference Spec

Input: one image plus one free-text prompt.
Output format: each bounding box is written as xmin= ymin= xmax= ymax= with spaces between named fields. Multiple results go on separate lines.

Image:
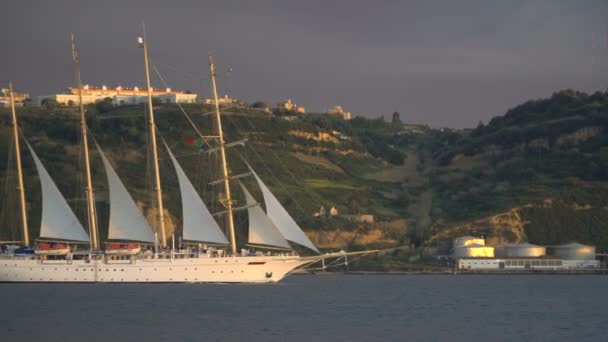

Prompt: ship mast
xmin=8 ymin=83 xmax=29 ymax=246
xmin=139 ymin=30 xmax=167 ymax=248
xmin=209 ymin=56 xmax=237 ymax=255
xmin=71 ymin=34 xmax=99 ymax=250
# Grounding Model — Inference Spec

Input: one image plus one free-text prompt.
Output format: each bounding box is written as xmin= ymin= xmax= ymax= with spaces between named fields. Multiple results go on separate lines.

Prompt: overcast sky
xmin=2 ymin=0 xmax=608 ymax=127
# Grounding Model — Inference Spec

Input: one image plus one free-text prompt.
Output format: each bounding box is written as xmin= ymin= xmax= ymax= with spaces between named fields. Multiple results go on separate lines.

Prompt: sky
xmin=1 ymin=0 xmax=608 ymax=128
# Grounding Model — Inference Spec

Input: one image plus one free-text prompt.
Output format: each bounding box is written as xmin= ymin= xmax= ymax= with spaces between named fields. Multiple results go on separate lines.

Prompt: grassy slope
xmin=1 ymin=89 xmax=608 ymax=256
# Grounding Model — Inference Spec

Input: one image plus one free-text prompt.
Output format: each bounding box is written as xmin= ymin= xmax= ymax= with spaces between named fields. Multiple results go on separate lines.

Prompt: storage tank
xmin=495 ymin=243 xmax=546 ymax=258
xmin=453 ymin=236 xmax=485 ymax=247
xmin=549 ymin=243 xmax=595 ymax=260
xmin=453 ymin=244 xmax=494 ymax=258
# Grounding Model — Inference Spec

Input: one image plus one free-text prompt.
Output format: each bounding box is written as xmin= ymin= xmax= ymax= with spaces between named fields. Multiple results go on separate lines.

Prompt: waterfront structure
xmin=452 ymin=237 xmax=600 ymax=271
xmin=495 ymin=243 xmax=546 ymax=258
xmin=453 ymin=236 xmax=486 ymax=247
xmin=453 ymin=244 xmax=495 ymax=258
xmin=549 ymin=243 xmax=595 ymax=260
xmin=458 ymin=258 xmax=599 ymax=270
xmin=327 ymin=105 xmax=352 ymax=120
xmin=38 ymin=85 xmax=197 ymax=106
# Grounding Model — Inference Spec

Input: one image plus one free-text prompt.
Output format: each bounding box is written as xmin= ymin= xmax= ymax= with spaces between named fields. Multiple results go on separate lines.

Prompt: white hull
xmin=0 ymin=255 xmax=316 ymax=283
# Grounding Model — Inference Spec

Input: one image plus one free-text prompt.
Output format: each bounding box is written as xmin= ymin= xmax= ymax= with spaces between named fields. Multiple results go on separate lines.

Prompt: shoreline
xmin=297 ymin=269 xmax=608 ymax=275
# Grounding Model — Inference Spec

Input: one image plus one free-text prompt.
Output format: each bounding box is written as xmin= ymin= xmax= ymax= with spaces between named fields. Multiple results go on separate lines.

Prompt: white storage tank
xmin=495 ymin=243 xmax=546 ymax=258
xmin=453 ymin=244 xmax=494 ymax=258
xmin=453 ymin=236 xmax=486 ymax=247
xmin=549 ymin=243 xmax=595 ymax=260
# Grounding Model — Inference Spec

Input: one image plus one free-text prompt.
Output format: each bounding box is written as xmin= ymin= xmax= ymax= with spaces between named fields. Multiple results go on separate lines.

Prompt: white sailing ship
xmin=0 ymin=33 xmax=374 ymax=283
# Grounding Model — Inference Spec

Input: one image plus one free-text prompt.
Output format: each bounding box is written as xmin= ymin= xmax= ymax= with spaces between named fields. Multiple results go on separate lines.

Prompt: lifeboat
xmin=105 ymin=243 xmax=141 ymax=256
xmin=34 ymin=243 xmax=70 ymax=256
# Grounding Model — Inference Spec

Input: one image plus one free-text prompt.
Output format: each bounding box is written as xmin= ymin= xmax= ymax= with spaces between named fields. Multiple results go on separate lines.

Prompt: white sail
xmin=96 ymin=144 xmax=155 ymax=243
xmin=163 ymin=141 xmax=229 ymax=245
xmin=247 ymin=163 xmax=319 ymax=253
xmin=239 ymin=183 xmax=291 ymax=249
xmin=25 ymin=141 xmax=89 ymax=242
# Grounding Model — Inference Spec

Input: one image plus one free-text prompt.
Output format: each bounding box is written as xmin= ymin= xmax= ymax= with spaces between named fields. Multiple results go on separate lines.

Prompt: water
xmin=1 ymin=274 xmax=606 ymax=342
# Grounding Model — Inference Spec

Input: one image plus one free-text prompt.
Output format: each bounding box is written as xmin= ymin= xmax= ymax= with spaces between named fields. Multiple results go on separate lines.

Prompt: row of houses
xmin=276 ymin=99 xmax=353 ymax=120
xmin=38 ymin=85 xmax=198 ymax=106
xmin=3 ymin=85 xmax=355 ymax=120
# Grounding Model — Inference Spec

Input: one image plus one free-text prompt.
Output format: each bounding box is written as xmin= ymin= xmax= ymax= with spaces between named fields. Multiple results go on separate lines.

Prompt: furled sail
xmin=96 ymin=144 xmax=155 ymax=243
xmin=246 ymin=163 xmax=320 ymax=253
xmin=163 ymin=141 xmax=229 ymax=245
xmin=25 ymin=141 xmax=89 ymax=242
xmin=239 ymin=183 xmax=291 ymax=249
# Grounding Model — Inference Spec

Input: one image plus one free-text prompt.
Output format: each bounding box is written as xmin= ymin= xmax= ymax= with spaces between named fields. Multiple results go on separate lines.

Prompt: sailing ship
xmin=0 ymin=33 xmax=374 ymax=283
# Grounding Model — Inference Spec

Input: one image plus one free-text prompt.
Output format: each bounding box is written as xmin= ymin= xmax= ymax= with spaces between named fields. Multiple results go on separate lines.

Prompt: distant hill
xmin=0 ymin=89 xmax=607 ymax=266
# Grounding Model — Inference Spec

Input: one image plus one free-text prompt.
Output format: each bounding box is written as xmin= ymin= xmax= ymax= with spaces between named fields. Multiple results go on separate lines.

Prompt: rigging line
xmin=0 ymin=133 xmax=17 ymax=240
xmin=151 ymin=61 xmax=207 ymax=82
xmin=151 ymin=64 xmax=212 ymax=148
xmin=222 ymin=113 xmax=320 ymax=220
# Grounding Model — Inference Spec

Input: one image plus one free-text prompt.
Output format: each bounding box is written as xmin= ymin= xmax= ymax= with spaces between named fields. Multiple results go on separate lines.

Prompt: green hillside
xmin=1 ymin=89 xmax=607 ymax=265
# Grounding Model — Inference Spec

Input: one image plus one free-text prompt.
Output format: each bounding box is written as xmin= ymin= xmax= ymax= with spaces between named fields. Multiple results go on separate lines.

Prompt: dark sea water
xmin=1 ymin=274 xmax=606 ymax=342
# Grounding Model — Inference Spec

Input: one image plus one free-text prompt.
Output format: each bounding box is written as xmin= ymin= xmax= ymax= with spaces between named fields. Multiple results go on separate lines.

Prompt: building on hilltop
xmin=327 ymin=105 xmax=352 ymax=120
xmin=38 ymin=85 xmax=198 ymax=106
xmin=0 ymin=88 xmax=30 ymax=107
xmin=204 ymin=94 xmax=235 ymax=106
xmin=277 ymin=99 xmax=305 ymax=114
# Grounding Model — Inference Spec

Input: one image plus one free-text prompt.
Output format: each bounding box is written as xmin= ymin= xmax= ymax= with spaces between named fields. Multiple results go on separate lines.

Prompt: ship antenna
xmin=8 ymin=82 xmax=29 ymax=247
xmin=209 ymin=55 xmax=237 ymax=255
xmin=139 ymin=26 xmax=167 ymax=249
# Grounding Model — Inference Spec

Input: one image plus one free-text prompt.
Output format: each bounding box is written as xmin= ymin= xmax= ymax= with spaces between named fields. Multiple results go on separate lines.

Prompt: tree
xmin=41 ymin=98 xmax=57 ymax=110
xmin=251 ymin=101 xmax=268 ymax=109
xmin=96 ymin=97 xmax=114 ymax=113
xmin=151 ymin=97 xmax=163 ymax=106
xmin=391 ymin=111 xmax=402 ymax=125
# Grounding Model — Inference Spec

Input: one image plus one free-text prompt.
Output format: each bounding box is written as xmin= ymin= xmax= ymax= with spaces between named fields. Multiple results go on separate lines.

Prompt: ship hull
xmin=0 ymin=255 xmax=316 ymax=283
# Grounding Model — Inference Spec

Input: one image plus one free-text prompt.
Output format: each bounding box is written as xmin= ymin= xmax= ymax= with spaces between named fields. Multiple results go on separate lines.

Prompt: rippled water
xmin=1 ymin=274 xmax=606 ymax=341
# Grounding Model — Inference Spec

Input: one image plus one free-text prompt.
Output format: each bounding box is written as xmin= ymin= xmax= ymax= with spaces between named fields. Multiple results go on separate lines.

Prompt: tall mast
xmin=209 ymin=55 xmax=237 ymax=255
xmin=8 ymin=83 xmax=29 ymax=246
xmin=71 ymin=34 xmax=99 ymax=250
xmin=139 ymin=29 xmax=167 ymax=248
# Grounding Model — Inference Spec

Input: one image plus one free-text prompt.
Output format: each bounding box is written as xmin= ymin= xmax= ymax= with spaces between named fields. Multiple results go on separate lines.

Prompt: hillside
xmin=0 ymin=89 xmax=607 ymax=266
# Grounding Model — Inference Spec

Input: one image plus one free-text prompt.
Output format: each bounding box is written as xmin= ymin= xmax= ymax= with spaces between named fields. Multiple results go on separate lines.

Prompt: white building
xmin=204 ymin=95 xmax=235 ymax=106
xmin=327 ymin=105 xmax=352 ymax=120
xmin=38 ymin=85 xmax=197 ymax=106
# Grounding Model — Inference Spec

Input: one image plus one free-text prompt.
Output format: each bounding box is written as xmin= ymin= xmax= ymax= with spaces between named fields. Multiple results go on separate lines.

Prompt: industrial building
xmin=452 ymin=237 xmax=600 ymax=271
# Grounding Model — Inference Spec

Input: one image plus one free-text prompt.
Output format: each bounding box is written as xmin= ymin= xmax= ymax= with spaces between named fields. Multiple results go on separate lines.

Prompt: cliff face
xmin=431 ymin=208 xmax=527 ymax=246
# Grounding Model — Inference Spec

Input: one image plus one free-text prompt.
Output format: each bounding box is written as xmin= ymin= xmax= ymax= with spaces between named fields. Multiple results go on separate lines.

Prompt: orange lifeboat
xmin=105 ymin=243 xmax=141 ymax=255
xmin=34 ymin=243 xmax=70 ymax=256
